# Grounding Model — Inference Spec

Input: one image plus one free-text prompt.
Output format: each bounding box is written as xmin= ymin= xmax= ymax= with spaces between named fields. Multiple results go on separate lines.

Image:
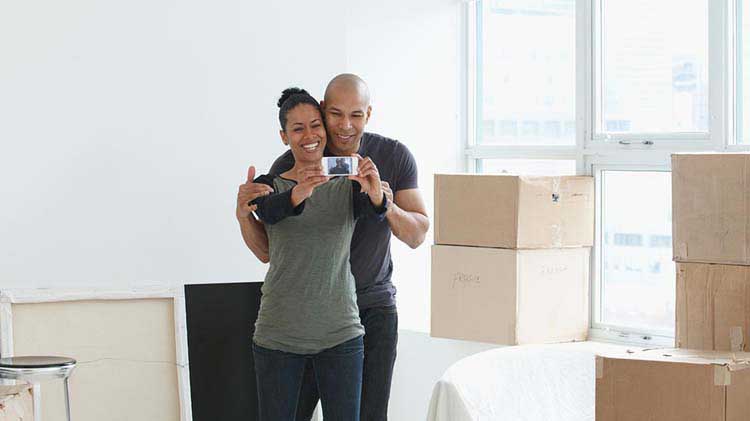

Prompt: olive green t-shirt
xmin=252 ymin=175 xmax=384 ymax=354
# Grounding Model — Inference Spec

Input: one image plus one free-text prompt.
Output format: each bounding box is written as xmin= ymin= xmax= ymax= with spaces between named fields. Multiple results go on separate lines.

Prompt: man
xmin=236 ymin=74 xmax=429 ymax=421
xmin=328 ymin=157 xmax=352 ymax=175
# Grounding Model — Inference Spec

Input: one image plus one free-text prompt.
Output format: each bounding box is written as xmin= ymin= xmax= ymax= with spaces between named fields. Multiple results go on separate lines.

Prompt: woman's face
xmin=280 ymin=104 xmax=327 ymax=165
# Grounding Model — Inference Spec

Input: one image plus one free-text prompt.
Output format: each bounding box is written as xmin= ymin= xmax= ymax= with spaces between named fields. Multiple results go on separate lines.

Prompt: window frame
xmin=590 ymin=0 xmax=713 ymax=145
xmin=462 ymin=0 xmax=750 ymax=346
xmin=589 ymin=163 xmax=675 ymax=347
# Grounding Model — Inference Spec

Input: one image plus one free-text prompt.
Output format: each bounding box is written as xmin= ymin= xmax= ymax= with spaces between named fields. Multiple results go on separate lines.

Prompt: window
xmin=595 ymin=0 xmax=709 ymax=138
xmin=613 ymin=233 xmax=643 ymax=247
xmin=476 ymin=0 xmax=576 ymax=145
xmin=597 ymin=170 xmax=675 ymax=335
xmin=649 ymin=235 xmax=672 ymax=248
xmin=467 ymin=0 xmax=750 ymax=345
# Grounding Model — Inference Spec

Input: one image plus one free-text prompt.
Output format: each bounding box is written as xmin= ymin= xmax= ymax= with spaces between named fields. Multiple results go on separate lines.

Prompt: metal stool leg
xmin=63 ymin=377 xmax=72 ymax=421
xmin=32 ymin=383 xmax=42 ymax=421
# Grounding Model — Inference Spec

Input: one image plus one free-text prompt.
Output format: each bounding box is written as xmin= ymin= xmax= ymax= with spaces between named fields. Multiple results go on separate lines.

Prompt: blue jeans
xmin=253 ymin=336 xmax=364 ymax=421
xmin=296 ymin=305 xmax=399 ymax=421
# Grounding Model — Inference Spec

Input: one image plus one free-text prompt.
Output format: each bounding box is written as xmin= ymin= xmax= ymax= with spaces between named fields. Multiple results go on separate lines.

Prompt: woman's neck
xmin=280 ymin=161 xmax=308 ymax=182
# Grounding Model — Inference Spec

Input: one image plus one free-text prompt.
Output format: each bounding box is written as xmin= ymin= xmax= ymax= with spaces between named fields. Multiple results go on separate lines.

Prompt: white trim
xmin=0 ymin=302 xmax=12 ymax=359
xmin=576 ymin=0 xmax=592 ymax=175
xmin=464 ymin=0 xmax=478 ymax=173
xmin=728 ymin=0 xmax=740 ymax=146
xmin=0 ymin=286 xmax=180 ymax=303
xmin=458 ymin=0 xmax=476 ymax=173
xmin=589 ymin=0 xmax=603 ymax=139
xmin=0 ymin=286 xmax=193 ymax=421
xmin=591 ymin=132 xmax=710 ymax=142
xmin=588 ymin=327 xmax=674 ymax=348
xmin=725 ymin=143 xmax=750 ymax=151
xmin=173 ymin=294 xmax=193 ymax=421
xmin=466 ymin=145 xmax=578 ymax=160
xmin=709 ymin=0 xmax=730 ymax=151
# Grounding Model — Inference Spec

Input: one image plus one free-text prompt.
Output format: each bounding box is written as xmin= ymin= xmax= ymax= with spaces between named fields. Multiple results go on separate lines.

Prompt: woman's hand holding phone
xmin=291 ymin=164 xmax=330 ymax=207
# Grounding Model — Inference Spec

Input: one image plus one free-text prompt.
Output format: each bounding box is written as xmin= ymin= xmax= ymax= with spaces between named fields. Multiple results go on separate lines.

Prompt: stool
xmin=0 ymin=356 xmax=76 ymax=421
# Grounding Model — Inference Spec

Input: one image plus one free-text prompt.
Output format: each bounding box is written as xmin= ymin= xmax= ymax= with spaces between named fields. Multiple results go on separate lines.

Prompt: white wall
xmin=343 ymin=0 xmax=463 ymax=332
xmin=0 ymin=0 xmax=346 ymax=287
xmin=1 ymin=0 xmax=461 ymax=329
xmin=2 ymin=0 xmax=475 ymax=419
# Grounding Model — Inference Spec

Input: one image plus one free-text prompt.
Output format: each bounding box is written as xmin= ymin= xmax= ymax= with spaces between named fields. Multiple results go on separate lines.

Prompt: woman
xmin=240 ymin=88 xmax=386 ymax=421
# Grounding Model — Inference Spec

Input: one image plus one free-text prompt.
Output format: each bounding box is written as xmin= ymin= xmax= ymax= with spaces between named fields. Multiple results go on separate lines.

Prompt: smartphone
xmin=321 ymin=156 xmax=358 ymax=176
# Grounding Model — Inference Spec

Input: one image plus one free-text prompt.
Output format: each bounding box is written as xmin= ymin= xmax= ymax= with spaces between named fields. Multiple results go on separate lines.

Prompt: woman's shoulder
xmin=254 ymin=174 xmax=295 ymax=191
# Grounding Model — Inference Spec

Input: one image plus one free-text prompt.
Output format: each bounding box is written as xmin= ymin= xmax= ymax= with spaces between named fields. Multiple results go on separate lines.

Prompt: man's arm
xmin=382 ymin=183 xmax=429 ymax=249
xmin=237 ymin=215 xmax=270 ymax=263
xmin=236 ymin=165 xmax=273 ymax=263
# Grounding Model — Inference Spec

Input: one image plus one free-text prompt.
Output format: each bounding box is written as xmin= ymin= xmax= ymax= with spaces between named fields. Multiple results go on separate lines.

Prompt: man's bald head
xmin=324 ymin=73 xmax=371 ymax=106
xmin=322 ymin=74 xmax=372 ymax=156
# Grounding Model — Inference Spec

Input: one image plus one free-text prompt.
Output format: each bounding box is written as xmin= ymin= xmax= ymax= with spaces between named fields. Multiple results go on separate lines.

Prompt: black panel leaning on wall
xmin=185 ymin=282 xmax=262 ymax=421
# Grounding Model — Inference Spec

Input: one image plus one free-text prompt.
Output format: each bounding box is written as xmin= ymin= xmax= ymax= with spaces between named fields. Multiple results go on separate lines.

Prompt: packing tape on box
xmin=676 ymin=243 xmax=688 ymax=260
xmin=550 ymin=223 xmax=563 ymax=248
xmin=730 ymin=326 xmax=744 ymax=352
xmin=714 ymin=365 xmax=732 ymax=386
xmin=522 ymin=176 xmax=562 ymax=203
xmin=595 ymin=356 xmax=604 ymax=379
xmin=552 ymin=177 xmax=560 ymax=199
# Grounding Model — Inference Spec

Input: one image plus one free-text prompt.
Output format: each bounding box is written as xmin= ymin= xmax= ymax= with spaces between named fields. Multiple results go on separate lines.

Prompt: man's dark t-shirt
xmin=268 ymin=132 xmax=419 ymax=310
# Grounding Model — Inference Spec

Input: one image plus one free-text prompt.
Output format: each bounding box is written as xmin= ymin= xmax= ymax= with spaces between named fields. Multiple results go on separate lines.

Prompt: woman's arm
xmin=352 ymin=183 xmax=388 ymax=220
xmin=252 ymin=175 xmax=305 ymax=225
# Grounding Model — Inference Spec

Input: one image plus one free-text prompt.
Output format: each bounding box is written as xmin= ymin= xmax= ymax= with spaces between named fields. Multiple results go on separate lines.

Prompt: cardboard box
xmin=0 ymin=385 xmax=33 ymax=421
xmin=596 ymin=349 xmax=750 ymax=421
xmin=672 ymin=153 xmax=750 ymax=265
xmin=430 ymin=245 xmax=589 ymax=345
xmin=434 ymin=174 xmax=594 ymax=249
xmin=676 ymin=262 xmax=750 ymax=352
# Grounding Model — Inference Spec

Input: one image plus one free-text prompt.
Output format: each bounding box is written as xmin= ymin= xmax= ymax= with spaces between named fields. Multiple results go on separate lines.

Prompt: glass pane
xmin=600 ymin=0 xmax=709 ymax=134
xmin=478 ymin=0 xmax=575 ymax=145
xmin=740 ymin=1 xmax=750 ymax=143
xmin=479 ymin=159 xmax=576 ymax=175
xmin=601 ymin=170 xmax=675 ymax=334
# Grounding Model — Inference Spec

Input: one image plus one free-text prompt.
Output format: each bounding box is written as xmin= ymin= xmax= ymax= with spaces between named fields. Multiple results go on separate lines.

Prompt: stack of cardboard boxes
xmin=595 ymin=153 xmax=750 ymax=420
xmin=430 ymin=174 xmax=594 ymax=345
xmin=672 ymin=153 xmax=750 ymax=352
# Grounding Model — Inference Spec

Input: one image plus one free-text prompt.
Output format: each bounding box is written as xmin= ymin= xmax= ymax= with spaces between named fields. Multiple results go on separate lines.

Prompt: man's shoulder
xmin=361 ymin=132 xmax=410 ymax=156
xmin=269 ymin=150 xmax=295 ymax=175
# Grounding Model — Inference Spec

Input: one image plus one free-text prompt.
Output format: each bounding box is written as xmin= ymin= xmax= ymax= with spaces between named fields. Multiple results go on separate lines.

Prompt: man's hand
xmin=381 ymin=181 xmax=393 ymax=211
xmin=236 ymin=166 xmax=274 ymax=220
xmin=349 ymin=154 xmax=383 ymax=207
xmin=290 ymin=164 xmax=329 ymax=207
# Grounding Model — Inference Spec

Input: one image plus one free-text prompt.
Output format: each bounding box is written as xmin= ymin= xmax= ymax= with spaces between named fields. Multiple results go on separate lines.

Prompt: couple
xmin=236 ymin=74 xmax=429 ymax=421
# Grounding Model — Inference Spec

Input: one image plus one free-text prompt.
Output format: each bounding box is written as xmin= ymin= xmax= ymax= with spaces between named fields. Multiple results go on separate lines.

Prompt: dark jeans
xmin=296 ymin=305 xmax=399 ymax=421
xmin=253 ymin=336 xmax=364 ymax=421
